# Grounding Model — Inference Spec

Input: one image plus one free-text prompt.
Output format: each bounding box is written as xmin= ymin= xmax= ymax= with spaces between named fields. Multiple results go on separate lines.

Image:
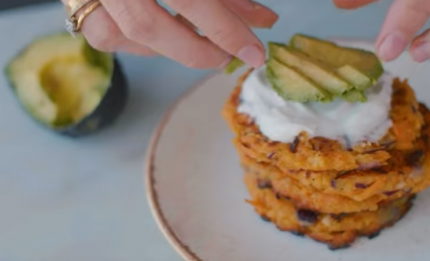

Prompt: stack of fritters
xmin=222 ymin=70 xmax=430 ymax=249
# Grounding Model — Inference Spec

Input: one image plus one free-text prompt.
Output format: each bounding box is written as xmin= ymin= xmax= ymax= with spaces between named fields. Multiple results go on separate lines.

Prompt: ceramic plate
xmin=145 ymin=40 xmax=430 ymax=261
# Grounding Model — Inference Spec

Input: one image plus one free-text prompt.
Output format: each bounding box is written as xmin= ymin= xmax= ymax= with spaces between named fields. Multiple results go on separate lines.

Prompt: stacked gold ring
xmin=64 ymin=0 xmax=101 ymax=37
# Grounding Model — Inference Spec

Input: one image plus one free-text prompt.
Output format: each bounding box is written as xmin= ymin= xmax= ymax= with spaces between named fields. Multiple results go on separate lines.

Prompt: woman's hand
xmin=62 ymin=0 xmax=278 ymax=69
xmin=333 ymin=0 xmax=430 ymax=63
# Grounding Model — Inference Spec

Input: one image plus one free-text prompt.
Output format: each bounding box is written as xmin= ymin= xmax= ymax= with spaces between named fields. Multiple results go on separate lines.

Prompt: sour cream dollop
xmin=237 ymin=67 xmax=394 ymax=146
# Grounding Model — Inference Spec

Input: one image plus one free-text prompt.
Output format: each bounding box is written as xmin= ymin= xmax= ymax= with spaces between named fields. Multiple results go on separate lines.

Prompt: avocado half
xmin=4 ymin=32 xmax=128 ymax=137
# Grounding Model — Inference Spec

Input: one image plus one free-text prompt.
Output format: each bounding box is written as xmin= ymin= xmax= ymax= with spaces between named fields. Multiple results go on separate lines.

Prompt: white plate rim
xmin=144 ymin=71 xmax=221 ymax=261
xmin=144 ymin=39 xmax=383 ymax=261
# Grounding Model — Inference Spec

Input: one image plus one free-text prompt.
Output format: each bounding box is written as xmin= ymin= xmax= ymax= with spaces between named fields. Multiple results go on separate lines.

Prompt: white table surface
xmin=0 ymin=1 xmax=428 ymax=260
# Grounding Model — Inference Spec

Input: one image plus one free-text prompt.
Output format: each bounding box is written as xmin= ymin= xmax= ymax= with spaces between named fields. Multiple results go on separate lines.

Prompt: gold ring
xmin=75 ymin=1 xmax=101 ymax=32
xmin=65 ymin=0 xmax=94 ymax=17
xmin=64 ymin=0 xmax=101 ymax=37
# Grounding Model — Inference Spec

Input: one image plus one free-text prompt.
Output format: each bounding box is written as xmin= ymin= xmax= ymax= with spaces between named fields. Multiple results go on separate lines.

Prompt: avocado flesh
xmin=40 ymin=55 xmax=109 ymax=126
xmin=337 ymin=64 xmax=374 ymax=91
xmin=5 ymin=33 xmax=113 ymax=128
xmin=266 ymin=59 xmax=330 ymax=102
xmin=268 ymin=42 xmax=352 ymax=95
xmin=224 ymin=57 xmax=245 ymax=74
xmin=342 ymin=89 xmax=367 ymax=103
xmin=290 ymin=34 xmax=384 ymax=81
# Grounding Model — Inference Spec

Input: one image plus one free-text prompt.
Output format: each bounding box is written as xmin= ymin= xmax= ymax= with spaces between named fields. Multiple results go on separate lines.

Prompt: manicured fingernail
xmin=377 ymin=32 xmax=407 ymax=61
xmin=410 ymin=42 xmax=430 ymax=63
xmin=218 ymin=56 xmax=233 ymax=69
xmin=237 ymin=44 xmax=265 ymax=68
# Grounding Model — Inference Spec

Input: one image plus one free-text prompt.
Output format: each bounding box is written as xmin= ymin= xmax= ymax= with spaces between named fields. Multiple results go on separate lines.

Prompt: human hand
xmin=62 ymin=0 xmax=278 ymax=69
xmin=333 ymin=0 xmax=430 ymax=63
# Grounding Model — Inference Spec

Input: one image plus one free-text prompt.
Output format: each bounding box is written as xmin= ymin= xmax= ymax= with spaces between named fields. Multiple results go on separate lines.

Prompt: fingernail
xmin=230 ymin=0 xmax=278 ymax=28
xmin=410 ymin=42 xmax=430 ymax=63
xmin=237 ymin=44 xmax=265 ymax=68
xmin=233 ymin=0 xmax=258 ymax=11
xmin=218 ymin=55 xmax=233 ymax=70
xmin=377 ymin=32 xmax=407 ymax=62
xmin=251 ymin=1 xmax=279 ymax=28
xmin=252 ymin=1 xmax=262 ymax=10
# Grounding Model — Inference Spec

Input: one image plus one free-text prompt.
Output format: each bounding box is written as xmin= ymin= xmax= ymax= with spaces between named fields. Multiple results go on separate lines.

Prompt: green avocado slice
xmin=268 ymin=42 xmax=352 ymax=96
xmin=342 ymin=89 xmax=367 ymax=103
xmin=290 ymin=34 xmax=384 ymax=81
xmin=224 ymin=57 xmax=245 ymax=74
xmin=266 ymin=58 xmax=331 ymax=103
xmin=336 ymin=64 xmax=374 ymax=91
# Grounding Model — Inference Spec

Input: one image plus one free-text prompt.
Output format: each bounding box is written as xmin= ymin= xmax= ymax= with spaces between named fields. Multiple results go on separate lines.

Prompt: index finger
xmin=163 ymin=0 xmax=266 ymax=68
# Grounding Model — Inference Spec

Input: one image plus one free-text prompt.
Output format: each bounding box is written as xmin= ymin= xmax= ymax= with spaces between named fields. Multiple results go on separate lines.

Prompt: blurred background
xmin=0 ymin=0 xmax=55 ymax=11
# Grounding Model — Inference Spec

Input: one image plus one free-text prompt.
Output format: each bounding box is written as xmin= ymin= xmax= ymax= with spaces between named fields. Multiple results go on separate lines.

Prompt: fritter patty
xmin=222 ymin=69 xmax=424 ymax=172
xmin=244 ymin=157 xmax=417 ymax=213
xmin=244 ymin=172 xmax=414 ymax=250
xmin=239 ymin=104 xmax=430 ymax=213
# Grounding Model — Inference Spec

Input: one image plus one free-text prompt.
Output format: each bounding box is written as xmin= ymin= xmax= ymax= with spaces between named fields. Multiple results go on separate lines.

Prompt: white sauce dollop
xmin=237 ymin=67 xmax=394 ymax=146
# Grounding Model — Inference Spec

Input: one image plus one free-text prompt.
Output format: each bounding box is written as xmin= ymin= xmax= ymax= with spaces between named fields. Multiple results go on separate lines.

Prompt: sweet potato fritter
xmin=236 ymin=104 xmax=430 ymax=213
xmin=244 ymin=172 xmax=414 ymax=250
xmin=224 ymin=68 xmax=428 ymax=249
xmin=222 ymin=69 xmax=424 ymax=172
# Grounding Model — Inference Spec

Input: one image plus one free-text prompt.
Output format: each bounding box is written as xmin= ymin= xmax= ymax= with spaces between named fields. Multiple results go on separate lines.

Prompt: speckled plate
xmin=145 ymin=40 xmax=430 ymax=261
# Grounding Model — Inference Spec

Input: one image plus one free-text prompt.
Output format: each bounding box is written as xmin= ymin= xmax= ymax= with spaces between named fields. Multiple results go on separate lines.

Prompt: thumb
xmin=375 ymin=0 xmax=430 ymax=62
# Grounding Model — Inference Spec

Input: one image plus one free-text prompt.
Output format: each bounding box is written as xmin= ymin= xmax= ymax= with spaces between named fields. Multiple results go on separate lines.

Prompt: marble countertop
xmin=0 ymin=1 xmax=423 ymax=260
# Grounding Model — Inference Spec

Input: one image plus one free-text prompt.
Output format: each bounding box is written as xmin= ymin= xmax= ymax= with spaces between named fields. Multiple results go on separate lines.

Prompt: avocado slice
xmin=266 ymin=59 xmax=331 ymax=102
xmin=290 ymin=34 xmax=384 ymax=81
xmin=268 ymin=42 xmax=352 ymax=96
xmin=4 ymin=32 xmax=128 ymax=137
xmin=224 ymin=57 xmax=245 ymax=74
xmin=336 ymin=65 xmax=374 ymax=91
xmin=342 ymin=89 xmax=367 ymax=103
